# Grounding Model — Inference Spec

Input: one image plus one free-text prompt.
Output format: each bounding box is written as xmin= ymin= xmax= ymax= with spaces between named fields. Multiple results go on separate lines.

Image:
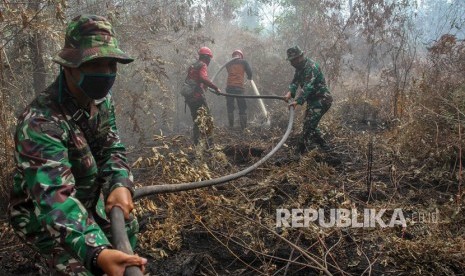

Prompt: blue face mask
xmin=77 ymin=72 xmax=116 ymax=99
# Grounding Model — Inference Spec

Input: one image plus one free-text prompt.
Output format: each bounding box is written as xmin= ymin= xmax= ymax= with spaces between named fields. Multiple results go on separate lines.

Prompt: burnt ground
xmin=1 ymin=115 xmax=465 ymax=275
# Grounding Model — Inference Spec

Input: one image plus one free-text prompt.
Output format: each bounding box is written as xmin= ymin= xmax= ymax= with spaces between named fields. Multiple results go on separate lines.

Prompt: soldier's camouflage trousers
xmin=300 ymin=94 xmax=333 ymax=152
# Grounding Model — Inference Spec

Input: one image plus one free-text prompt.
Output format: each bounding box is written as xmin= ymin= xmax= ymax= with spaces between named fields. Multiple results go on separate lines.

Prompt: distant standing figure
xmin=284 ymin=46 xmax=333 ymax=152
xmin=183 ymin=46 xmax=221 ymax=145
xmin=225 ymin=49 xmax=253 ymax=130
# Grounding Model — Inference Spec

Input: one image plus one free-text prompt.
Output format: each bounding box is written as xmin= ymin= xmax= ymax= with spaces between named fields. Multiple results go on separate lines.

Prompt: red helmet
xmin=198 ymin=46 xmax=213 ymax=58
xmin=232 ymin=49 xmax=243 ymax=59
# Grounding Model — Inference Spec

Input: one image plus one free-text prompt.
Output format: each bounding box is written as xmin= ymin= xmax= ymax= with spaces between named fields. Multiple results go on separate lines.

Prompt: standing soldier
xmin=284 ymin=46 xmax=333 ymax=152
xmin=8 ymin=15 xmax=146 ymax=275
xmin=225 ymin=50 xmax=253 ymax=130
xmin=183 ymin=46 xmax=221 ymax=146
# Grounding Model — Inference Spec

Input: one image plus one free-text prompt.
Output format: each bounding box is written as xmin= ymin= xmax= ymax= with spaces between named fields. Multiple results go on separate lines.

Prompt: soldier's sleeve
xmin=289 ymin=73 xmax=299 ymax=98
xmin=97 ymin=96 xmax=135 ymax=199
xmin=15 ymin=116 xmax=111 ymax=269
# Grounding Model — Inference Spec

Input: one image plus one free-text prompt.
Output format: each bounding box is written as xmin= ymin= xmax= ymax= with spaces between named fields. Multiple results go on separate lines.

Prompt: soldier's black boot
xmin=313 ymin=134 xmax=330 ymax=151
xmin=298 ymin=141 xmax=306 ymax=154
xmin=301 ymin=141 xmax=317 ymax=153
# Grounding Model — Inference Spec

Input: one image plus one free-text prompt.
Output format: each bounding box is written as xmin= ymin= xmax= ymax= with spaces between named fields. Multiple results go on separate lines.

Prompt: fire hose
xmin=133 ymin=96 xmax=292 ymax=199
xmin=111 ymin=69 xmax=294 ymax=276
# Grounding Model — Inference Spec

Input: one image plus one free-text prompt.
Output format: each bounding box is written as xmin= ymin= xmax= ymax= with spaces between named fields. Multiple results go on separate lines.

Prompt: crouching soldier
xmin=9 ymin=14 xmax=147 ymax=275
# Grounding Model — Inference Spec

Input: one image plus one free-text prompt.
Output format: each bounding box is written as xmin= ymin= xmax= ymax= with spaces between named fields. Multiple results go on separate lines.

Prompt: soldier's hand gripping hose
xmin=110 ymin=206 xmax=146 ymax=276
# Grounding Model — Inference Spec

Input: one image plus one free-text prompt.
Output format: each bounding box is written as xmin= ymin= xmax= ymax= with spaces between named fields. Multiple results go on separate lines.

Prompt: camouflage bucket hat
xmin=286 ymin=46 xmax=304 ymax=61
xmin=53 ymin=14 xmax=134 ymax=68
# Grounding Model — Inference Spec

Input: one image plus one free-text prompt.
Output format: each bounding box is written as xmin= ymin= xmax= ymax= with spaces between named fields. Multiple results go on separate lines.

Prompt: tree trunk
xmin=349 ymin=0 xmax=353 ymax=17
xmin=28 ymin=1 xmax=47 ymax=95
xmin=29 ymin=33 xmax=46 ymax=94
xmin=0 ymin=49 xmax=4 ymax=86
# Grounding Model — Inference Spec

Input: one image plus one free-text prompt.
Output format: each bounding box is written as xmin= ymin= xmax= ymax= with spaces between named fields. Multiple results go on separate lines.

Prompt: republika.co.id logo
xmin=276 ymin=208 xmax=439 ymax=228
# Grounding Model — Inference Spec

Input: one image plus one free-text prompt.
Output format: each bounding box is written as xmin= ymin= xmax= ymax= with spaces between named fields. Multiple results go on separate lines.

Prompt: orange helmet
xmin=232 ymin=49 xmax=243 ymax=59
xmin=198 ymin=46 xmax=213 ymax=58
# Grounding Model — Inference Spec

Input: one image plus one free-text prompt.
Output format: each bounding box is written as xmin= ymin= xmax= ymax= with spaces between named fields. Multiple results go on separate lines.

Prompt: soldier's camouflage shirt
xmin=289 ymin=57 xmax=330 ymax=105
xmin=8 ymin=78 xmax=136 ymax=270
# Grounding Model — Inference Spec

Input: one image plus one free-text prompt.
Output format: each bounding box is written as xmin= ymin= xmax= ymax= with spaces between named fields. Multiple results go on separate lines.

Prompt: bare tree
xmin=27 ymin=1 xmax=47 ymax=94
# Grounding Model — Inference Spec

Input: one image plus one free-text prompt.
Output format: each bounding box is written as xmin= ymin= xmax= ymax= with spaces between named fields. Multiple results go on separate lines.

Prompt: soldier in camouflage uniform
xmin=8 ymin=15 xmax=147 ymax=275
xmin=284 ymin=46 xmax=333 ymax=152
